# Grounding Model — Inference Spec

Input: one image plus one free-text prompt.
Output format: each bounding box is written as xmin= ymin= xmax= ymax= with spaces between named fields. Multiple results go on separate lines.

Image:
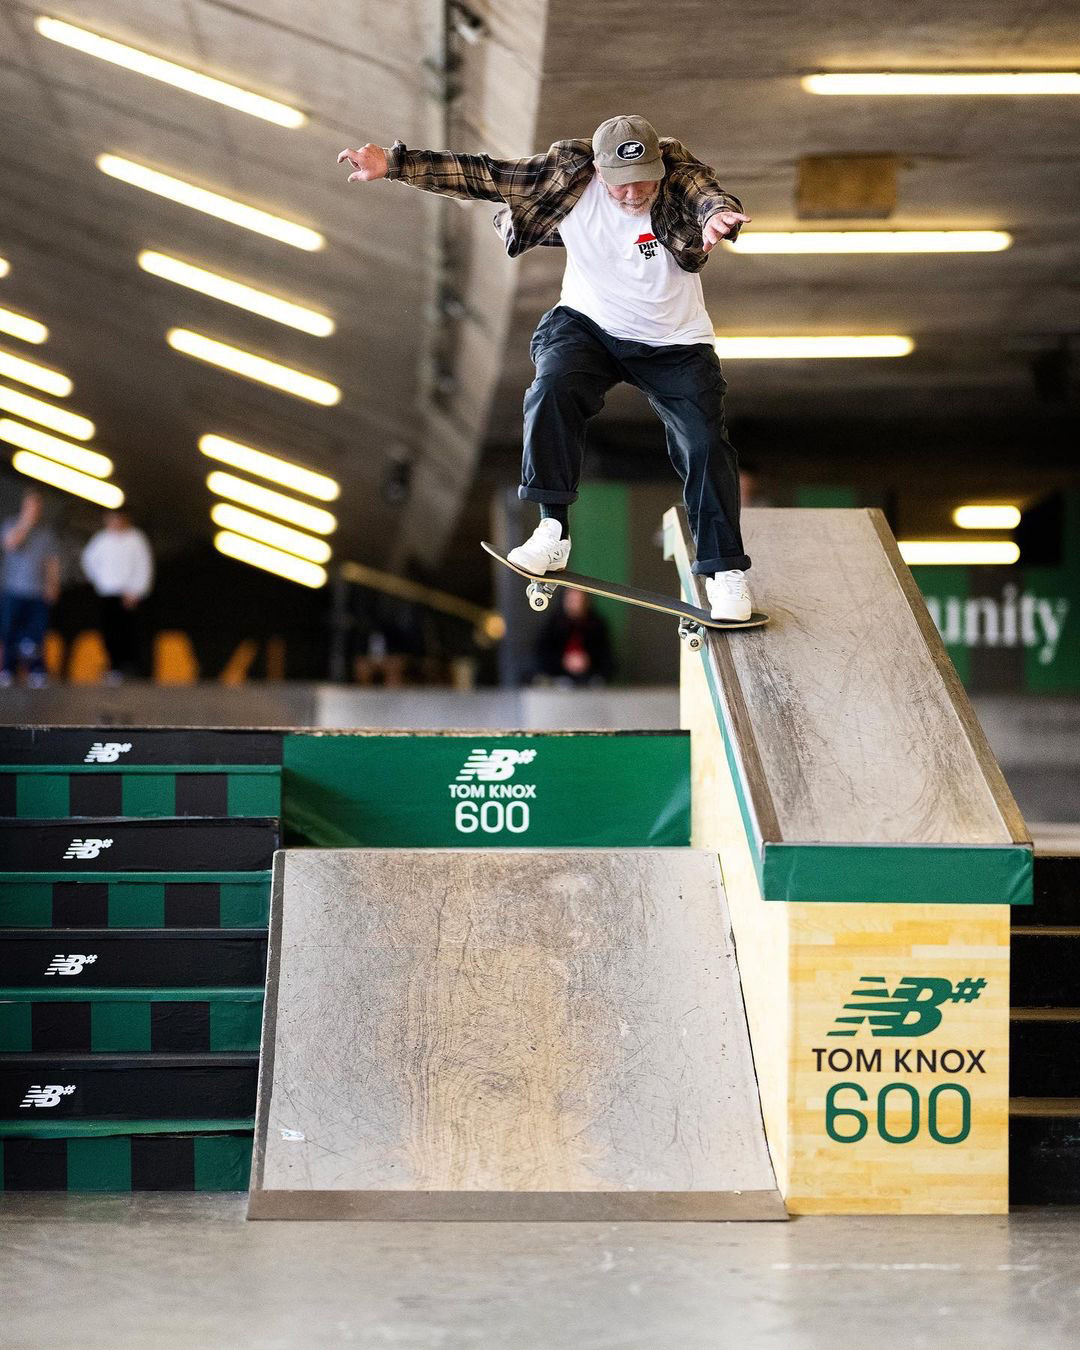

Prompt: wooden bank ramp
xmin=248 ymin=849 xmax=785 ymax=1221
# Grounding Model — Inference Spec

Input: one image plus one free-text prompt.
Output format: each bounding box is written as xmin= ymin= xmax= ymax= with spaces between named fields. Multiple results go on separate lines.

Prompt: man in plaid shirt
xmin=339 ymin=114 xmax=755 ymax=620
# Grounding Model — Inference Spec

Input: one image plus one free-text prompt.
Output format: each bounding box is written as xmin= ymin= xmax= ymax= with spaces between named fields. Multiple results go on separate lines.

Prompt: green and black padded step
xmin=0 ymin=1120 xmax=253 ymax=1191
xmin=0 ymin=879 xmax=270 ymax=928
xmin=0 ymin=817 xmax=278 ymax=876
xmin=0 ymin=1053 xmax=258 ymax=1119
xmin=0 ymin=930 xmax=267 ymax=987
xmin=0 ymin=989 xmax=263 ymax=1053
xmin=0 ymin=727 xmax=282 ymax=819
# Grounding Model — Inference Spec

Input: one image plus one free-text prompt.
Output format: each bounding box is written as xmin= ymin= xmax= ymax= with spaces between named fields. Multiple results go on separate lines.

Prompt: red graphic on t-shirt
xmin=636 ymin=232 xmax=659 ymax=259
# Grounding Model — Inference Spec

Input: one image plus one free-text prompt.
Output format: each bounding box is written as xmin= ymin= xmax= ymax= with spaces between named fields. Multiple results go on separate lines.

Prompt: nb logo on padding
xmin=84 ymin=741 xmax=132 ymax=763
xmin=456 ymin=748 xmax=537 ymax=782
xmin=19 ymin=1085 xmax=76 ymax=1109
xmin=63 ymin=838 xmax=113 ymax=860
xmin=45 ymin=954 xmax=98 ymax=977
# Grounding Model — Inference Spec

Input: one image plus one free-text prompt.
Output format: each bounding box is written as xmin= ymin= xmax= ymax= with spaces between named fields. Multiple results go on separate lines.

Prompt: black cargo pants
xmin=519 ymin=304 xmax=750 ymax=575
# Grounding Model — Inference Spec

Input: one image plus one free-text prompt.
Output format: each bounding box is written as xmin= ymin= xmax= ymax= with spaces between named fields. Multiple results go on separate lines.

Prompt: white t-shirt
xmin=556 ymin=173 xmax=715 ymax=346
xmin=81 ymin=527 xmax=154 ymax=599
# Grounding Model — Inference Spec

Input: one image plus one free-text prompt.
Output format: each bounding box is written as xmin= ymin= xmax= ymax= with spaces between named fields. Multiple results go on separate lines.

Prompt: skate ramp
xmin=249 ymin=848 xmax=784 ymax=1220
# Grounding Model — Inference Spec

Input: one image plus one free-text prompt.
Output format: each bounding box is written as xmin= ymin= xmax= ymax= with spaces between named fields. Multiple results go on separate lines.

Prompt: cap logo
xmin=616 ymin=139 xmax=645 ymax=161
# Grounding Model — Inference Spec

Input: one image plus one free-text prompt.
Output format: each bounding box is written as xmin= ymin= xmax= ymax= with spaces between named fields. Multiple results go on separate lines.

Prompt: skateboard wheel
xmin=526 ymin=584 xmax=550 ymax=612
xmin=684 ymin=633 xmax=703 ymax=651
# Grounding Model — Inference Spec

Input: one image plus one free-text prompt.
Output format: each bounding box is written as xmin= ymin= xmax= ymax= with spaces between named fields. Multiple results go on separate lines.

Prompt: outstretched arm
xmin=337 ymin=140 xmax=556 ymax=204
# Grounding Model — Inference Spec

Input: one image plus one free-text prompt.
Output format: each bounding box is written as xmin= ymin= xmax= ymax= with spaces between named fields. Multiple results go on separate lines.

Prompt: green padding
xmin=228 ymin=774 xmax=282 ymax=818
xmin=0 ymin=1001 xmax=31 ymax=1051
xmin=92 ymin=1002 xmax=151 ymax=1052
xmin=0 ymin=1118 xmax=255 ymax=1139
xmin=2 ymin=987 xmax=263 ymax=1003
xmin=108 ymin=882 xmax=165 ymax=928
xmin=0 ymin=883 xmax=52 ymax=927
xmin=194 ymin=1134 xmax=252 ymax=1190
xmin=0 ymin=764 xmax=282 ymax=775
xmin=762 ymin=843 xmax=1034 ymax=905
xmin=122 ymin=774 xmax=175 ymax=816
xmin=210 ymin=999 xmax=264 ymax=1052
xmin=283 ymin=733 xmax=690 ymax=848
xmin=67 ymin=1135 xmax=132 ymax=1191
xmin=219 ymin=881 xmax=270 ymax=927
xmin=0 ymin=872 xmax=271 ymax=883
xmin=16 ymin=775 xmax=68 ymax=817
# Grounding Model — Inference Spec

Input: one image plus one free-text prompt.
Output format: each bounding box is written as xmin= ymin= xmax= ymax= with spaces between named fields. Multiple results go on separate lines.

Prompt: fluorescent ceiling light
xmin=727 ymin=231 xmax=1012 ymax=254
xmin=215 ymin=530 xmax=327 ymax=588
xmin=97 ymin=155 xmax=324 ymax=251
xmin=0 ymin=256 xmax=9 ymax=278
xmin=139 ymin=252 xmax=333 ymax=336
xmin=207 ymin=470 xmax=337 ymax=535
xmin=0 ymin=347 xmax=72 ymax=396
xmin=0 ymin=305 xmax=48 ymax=344
xmin=210 ymin=502 xmax=332 ymax=564
xmin=899 ymin=540 xmax=1020 ymax=565
xmin=0 ymin=419 xmax=113 ymax=477
xmin=713 ymin=335 xmax=914 ymax=359
xmin=12 ymin=450 xmax=123 ymax=507
xmin=35 ymin=17 xmax=305 ymax=127
xmin=803 ymin=72 xmax=1080 ymax=96
xmin=952 ymin=505 xmax=1022 ymax=530
xmin=167 ymin=329 xmax=340 ymax=405
xmin=0 ymin=385 xmax=94 ymax=440
xmin=199 ymin=434 xmax=339 ymax=501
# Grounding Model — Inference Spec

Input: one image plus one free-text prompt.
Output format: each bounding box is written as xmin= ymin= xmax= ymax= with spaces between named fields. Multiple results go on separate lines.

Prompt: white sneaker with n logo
xmin=706 ymin=569 xmax=752 ymax=622
xmin=507 ymin=518 xmax=571 ymax=575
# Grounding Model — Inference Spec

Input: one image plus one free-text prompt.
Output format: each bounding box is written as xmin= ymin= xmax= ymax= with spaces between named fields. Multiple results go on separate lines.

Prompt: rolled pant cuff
xmin=692 ymin=554 xmax=751 ymax=575
xmin=518 ymin=486 xmax=579 ymax=505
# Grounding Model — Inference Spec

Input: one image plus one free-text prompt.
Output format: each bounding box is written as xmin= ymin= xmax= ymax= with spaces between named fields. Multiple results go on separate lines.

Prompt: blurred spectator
xmin=0 ymin=489 xmax=60 ymax=687
xmin=81 ymin=508 xmax=154 ymax=682
xmin=536 ymin=588 xmax=615 ymax=687
xmin=739 ymin=459 xmax=775 ymax=508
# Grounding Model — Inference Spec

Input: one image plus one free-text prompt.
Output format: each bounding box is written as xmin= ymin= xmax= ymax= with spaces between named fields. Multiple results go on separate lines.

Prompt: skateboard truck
xmin=526 ymin=581 xmax=556 ymax=612
xmin=678 ymin=618 xmax=706 ymax=651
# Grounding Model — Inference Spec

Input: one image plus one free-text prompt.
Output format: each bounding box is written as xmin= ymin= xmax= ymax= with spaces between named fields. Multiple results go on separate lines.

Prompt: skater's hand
xmin=702 ymin=210 xmax=751 ymax=252
xmin=337 ymin=144 xmax=388 ymax=182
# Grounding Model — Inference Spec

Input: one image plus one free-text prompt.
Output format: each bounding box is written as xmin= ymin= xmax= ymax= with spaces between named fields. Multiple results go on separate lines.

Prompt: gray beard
xmin=616 ymin=197 xmax=656 ymax=217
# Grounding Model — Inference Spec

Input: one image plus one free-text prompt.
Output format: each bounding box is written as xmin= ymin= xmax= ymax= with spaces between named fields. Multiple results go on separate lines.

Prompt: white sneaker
xmin=507 ymin=518 xmax=571 ymax=575
xmin=706 ymin=569 xmax=752 ymax=622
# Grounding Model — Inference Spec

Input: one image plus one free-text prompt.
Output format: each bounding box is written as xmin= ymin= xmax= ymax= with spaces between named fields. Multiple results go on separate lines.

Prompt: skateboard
xmin=482 ymin=541 xmax=768 ymax=651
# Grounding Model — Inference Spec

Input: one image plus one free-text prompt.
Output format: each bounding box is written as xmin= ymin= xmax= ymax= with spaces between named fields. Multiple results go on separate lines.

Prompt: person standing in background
xmin=81 ymin=508 xmax=154 ymax=682
xmin=0 ymin=489 xmax=60 ymax=688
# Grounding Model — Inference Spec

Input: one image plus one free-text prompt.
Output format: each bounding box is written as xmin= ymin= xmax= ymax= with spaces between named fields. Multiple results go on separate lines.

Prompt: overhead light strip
xmin=35 ymin=17 xmax=306 ymax=127
xmin=12 ymin=450 xmax=123 ymax=507
xmin=952 ymin=505 xmax=1022 ymax=530
xmin=803 ymin=72 xmax=1080 ymax=96
xmin=0 ymin=305 xmax=48 ymax=344
xmin=199 ymin=434 xmax=339 ymax=501
xmin=215 ymin=530 xmax=327 ymax=588
xmin=0 ymin=419 xmax=113 ymax=478
xmin=167 ymin=329 xmax=340 ymax=405
xmin=899 ymin=540 xmax=1020 ymax=565
xmin=210 ymin=502 xmax=332 ymax=564
xmin=207 ymin=470 xmax=337 ymax=535
xmin=139 ymin=252 xmax=334 ymax=335
xmin=713 ymin=335 xmax=914 ymax=359
xmin=0 ymin=347 xmax=72 ymax=396
xmin=0 ymin=256 xmax=9 ymax=278
xmin=727 ymin=231 xmax=1012 ymax=254
xmin=97 ymin=155 xmax=324 ymax=251
xmin=0 ymin=384 xmax=93 ymax=440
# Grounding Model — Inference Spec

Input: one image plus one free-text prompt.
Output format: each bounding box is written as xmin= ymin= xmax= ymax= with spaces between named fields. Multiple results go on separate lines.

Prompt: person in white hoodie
xmin=81 ymin=509 xmax=154 ymax=680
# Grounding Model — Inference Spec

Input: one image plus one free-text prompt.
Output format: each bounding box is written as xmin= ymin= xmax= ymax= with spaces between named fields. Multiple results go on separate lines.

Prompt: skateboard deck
xmin=482 ymin=541 xmax=768 ymax=647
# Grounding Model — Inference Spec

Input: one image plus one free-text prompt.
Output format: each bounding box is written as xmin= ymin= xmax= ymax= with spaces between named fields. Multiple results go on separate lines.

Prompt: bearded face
xmin=598 ymin=172 xmax=661 ymax=217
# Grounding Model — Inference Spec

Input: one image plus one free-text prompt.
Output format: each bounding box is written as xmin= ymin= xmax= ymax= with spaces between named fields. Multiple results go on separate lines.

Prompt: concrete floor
xmin=2 ymin=1197 xmax=1079 ymax=1349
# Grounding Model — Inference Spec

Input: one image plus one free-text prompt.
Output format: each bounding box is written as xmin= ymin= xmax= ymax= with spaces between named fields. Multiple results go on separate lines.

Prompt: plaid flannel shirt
xmin=384 ymin=136 xmax=744 ymax=273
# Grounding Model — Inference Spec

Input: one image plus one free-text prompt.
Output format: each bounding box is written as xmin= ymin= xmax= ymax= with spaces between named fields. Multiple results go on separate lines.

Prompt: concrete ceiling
xmin=0 ymin=0 xmax=1077 ymax=574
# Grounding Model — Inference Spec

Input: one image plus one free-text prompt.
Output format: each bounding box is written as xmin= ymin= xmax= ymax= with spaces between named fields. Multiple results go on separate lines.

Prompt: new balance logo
xmin=456 ymin=748 xmax=537 ymax=782
xmin=84 ymin=741 xmax=133 ymax=763
xmin=45 ymin=954 xmax=98 ymax=977
xmin=63 ymin=838 xmax=113 ymax=860
xmin=19 ymin=1085 xmax=76 ymax=1109
xmin=828 ymin=976 xmax=987 ymax=1038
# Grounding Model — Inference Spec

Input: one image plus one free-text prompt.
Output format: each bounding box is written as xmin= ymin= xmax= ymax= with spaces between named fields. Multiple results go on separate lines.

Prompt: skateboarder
xmin=338 ymin=114 xmax=754 ymax=620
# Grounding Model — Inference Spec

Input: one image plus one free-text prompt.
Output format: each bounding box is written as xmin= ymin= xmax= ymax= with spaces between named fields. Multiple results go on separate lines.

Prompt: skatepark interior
xmin=2 ymin=1 xmax=1080 ymax=1346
